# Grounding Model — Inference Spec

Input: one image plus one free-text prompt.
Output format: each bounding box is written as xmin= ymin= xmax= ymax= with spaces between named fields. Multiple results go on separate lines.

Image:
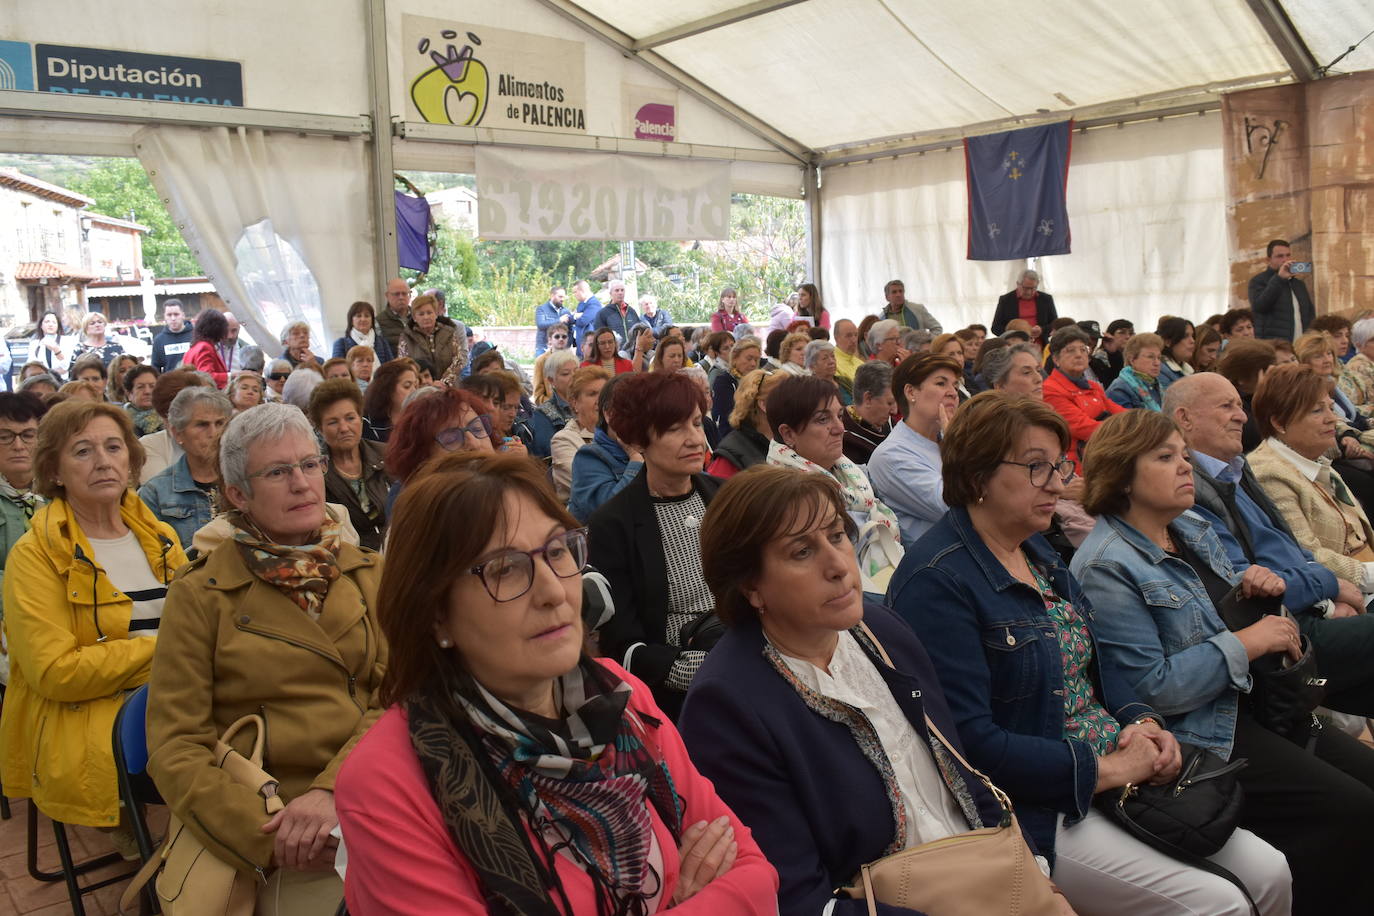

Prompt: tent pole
xmin=366 ymin=0 xmax=400 ymax=299
xmin=804 ymin=164 xmax=822 ymax=289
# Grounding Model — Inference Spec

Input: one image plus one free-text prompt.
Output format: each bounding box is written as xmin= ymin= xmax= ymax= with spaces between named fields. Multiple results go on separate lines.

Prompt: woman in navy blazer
xmin=891 ymin=392 xmax=1289 ymax=916
xmin=679 ymin=466 xmax=1067 ymax=916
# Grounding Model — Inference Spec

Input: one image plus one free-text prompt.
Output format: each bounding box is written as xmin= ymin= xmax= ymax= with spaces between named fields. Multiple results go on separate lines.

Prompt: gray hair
xmin=900 ymin=328 xmax=932 ymax=352
xmin=281 ymin=367 xmax=323 ymax=411
xmin=679 ymin=365 xmax=708 ymax=386
xmin=220 ymin=402 xmax=318 ymax=496
xmin=266 ymin=358 xmax=293 ymax=377
xmin=279 ymin=320 xmax=311 ymax=346
xmin=543 ymin=349 xmax=579 ymax=378
xmin=167 ymin=387 xmax=233 ymax=433
xmin=732 ymin=323 xmax=757 ymax=341
xmin=803 ymin=340 xmax=835 ymax=370
xmin=1048 ymin=325 xmax=1092 ymax=358
xmin=1353 ymin=318 xmax=1374 ymax=350
xmin=853 ymin=360 xmax=893 ymax=405
xmin=980 ymin=343 xmax=1040 ymax=389
xmin=866 ymin=319 xmax=900 ymax=354
xmin=1019 ymin=269 xmax=1040 ymax=284
xmin=240 ymin=346 xmax=266 ymax=374
xmin=402 ymin=385 xmax=443 ymax=409
xmin=18 ymin=372 xmax=59 ymax=393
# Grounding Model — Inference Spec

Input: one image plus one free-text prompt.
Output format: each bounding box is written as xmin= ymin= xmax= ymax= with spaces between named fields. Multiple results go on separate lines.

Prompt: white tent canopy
xmin=2 ymin=0 xmax=1370 ymax=336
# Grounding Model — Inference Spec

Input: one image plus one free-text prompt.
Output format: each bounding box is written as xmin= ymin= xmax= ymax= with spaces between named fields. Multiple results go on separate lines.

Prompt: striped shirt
xmin=87 ymin=532 xmax=166 ymax=638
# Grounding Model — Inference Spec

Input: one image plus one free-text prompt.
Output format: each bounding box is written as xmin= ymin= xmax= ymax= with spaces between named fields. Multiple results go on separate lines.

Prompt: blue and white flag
xmin=965 ymin=121 xmax=1072 ymax=261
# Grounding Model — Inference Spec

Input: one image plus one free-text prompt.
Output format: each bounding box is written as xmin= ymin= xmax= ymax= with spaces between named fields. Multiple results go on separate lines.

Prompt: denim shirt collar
xmin=169 ymin=454 xmax=202 ymax=494
xmin=592 ymin=426 xmax=628 ymax=463
xmin=947 ymin=505 xmax=1064 ymax=594
xmin=1103 ymin=511 xmax=1220 ymax=569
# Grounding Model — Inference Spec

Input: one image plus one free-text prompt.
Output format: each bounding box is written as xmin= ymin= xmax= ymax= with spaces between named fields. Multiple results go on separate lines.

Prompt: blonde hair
xmin=729 ymin=369 xmax=785 ymax=430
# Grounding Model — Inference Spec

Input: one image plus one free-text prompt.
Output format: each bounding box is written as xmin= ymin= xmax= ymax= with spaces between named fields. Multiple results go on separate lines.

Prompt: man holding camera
xmin=1248 ymin=238 xmax=1314 ymax=341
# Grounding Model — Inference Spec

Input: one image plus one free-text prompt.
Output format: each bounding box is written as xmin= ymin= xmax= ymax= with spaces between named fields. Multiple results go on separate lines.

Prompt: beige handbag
xmin=120 ymin=714 xmax=284 ymax=916
xmin=840 ymin=626 xmax=1062 ymax=916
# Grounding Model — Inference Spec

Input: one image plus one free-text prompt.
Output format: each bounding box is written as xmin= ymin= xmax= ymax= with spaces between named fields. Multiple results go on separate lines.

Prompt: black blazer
xmin=991 ymin=290 xmax=1057 ymax=336
xmin=588 ymin=468 xmax=723 ymax=718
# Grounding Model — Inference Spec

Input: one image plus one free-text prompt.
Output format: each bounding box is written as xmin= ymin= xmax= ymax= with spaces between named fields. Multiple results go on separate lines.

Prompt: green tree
xmin=67 ymin=158 xmax=202 ymax=277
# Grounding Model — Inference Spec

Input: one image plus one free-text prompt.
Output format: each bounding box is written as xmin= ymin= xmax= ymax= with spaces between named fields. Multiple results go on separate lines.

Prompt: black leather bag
xmin=1096 ymin=744 xmax=1256 ymax=914
xmin=1216 ymin=587 xmax=1327 ymax=745
xmin=679 ymin=611 xmax=726 ymax=652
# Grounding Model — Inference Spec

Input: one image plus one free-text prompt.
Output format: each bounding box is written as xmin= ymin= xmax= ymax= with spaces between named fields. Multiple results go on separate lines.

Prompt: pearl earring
xmin=438 ymin=638 xmax=452 ymax=649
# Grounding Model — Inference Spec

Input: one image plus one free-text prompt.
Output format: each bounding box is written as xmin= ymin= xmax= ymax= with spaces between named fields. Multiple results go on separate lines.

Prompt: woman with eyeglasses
xmin=887 ymin=393 xmax=1277 ymax=915
xmin=1042 ymin=326 xmax=1127 ymax=476
xmin=309 ymin=379 xmax=392 ymax=551
xmin=2 ymin=400 xmax=185 ymax=857
xmin=588 ymin=372 xmax=721 ymax=719
xmin=148 ymin=403 xmax=386 ymax=915
xmin=335 ymin=451 xmax=776 ymax=914
xmin=383 ymin=386 xmax=495 ymax=517
xmin=0 ymin=393 xmax=47 ymax=685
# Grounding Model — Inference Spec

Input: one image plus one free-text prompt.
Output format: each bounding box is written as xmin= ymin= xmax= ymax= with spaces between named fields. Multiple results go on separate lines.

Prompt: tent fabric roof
xmin=567 ymin=0 xmax=1374 ymax=155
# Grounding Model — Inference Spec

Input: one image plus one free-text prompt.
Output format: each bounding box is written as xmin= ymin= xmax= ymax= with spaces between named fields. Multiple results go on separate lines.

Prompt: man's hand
xmin=1239 ymin=564 xmax=1285 ymax=599
xmin=1278 ymin=260 xmax=1294 ymax=280
xmin=1336 ymin=578 xmax=1365 ymax=611
xmin=261 ymin=788 xmax=337 ymax=871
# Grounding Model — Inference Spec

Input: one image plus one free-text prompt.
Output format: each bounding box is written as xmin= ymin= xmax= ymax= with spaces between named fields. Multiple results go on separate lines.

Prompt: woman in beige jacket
xmin=1249 ymin=363 xmax=1374 ymax=593
xmin=147 ymin=403 xmax=386 ymax=915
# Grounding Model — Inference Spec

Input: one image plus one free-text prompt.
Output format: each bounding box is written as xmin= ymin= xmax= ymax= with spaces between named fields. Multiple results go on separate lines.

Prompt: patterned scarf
xmin=766 ymin=440 xmax=904 ymax=593
xmin=0 ymin=474 xmax=41 ymax=519
xmin=1114 ymin=366 xmax=1160 ymax=411
xmin=230 ymin=511 xmax=342 ymax=620
xmin=408 ymin=660 xmax=682 ymax=916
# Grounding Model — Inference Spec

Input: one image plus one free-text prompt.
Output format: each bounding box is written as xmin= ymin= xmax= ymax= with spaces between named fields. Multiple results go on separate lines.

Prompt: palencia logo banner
xmin=624 ymin=85 xmax=678 ymax=142
xmin=402 ymin=15 xmax=587 ymax=134
xmin=476 ymin=147 xmax=731 ymax=241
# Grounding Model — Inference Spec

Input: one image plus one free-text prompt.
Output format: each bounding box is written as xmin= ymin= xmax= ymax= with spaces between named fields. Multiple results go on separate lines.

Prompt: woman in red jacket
xmin=581 ymin=327 xmax=636 ymax=375
xmin=335 ymin=452 xmax=777 ymax=915
xmin=182 ymin=308 xmax=231 ymax=388
xmin=1042 ymin=325 xmax=1125 ymax=474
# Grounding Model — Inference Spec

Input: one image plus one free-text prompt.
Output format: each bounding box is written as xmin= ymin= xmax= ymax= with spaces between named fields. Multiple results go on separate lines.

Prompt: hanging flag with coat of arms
xmin=965 ymin=121 xmax=1072 ymax=261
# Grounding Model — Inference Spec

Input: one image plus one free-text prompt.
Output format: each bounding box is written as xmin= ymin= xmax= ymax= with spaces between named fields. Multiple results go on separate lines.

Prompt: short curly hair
xmin=941 ymin=391 xmax=1069 ymax=507
xmin=308 ymin=378 xmax=365 ymax=428
xmin=607 ymin=371 xmax=707 ymax=450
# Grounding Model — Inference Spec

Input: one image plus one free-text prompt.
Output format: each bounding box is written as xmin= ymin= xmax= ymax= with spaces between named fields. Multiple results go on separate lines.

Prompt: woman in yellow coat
xmin=0 ymin=400 xmax=185 ymax=829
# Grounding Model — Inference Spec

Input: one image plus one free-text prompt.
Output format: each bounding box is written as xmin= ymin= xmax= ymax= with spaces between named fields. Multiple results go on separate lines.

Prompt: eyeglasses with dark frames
xmin=435 ymin=415 xmax=493 ymax=450
xmin=999 ymin=457 xmax=1075 ymax=488
xmin=469 ymin=528 xmax=589 ymax=602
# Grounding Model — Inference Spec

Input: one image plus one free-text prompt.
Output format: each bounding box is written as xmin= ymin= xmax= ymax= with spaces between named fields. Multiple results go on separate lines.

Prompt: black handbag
xmin=679 ymin=611 xmax=726 ymax=652
xmin=1216 ymin=586 xmax=1327 ymax=745
xmin=1096 ymin=743 xmax=1257 ymax=914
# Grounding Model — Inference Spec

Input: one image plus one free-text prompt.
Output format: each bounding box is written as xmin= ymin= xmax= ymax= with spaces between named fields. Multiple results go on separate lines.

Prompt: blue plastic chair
xmin=113 ymin=684 xmax=164 ymax=913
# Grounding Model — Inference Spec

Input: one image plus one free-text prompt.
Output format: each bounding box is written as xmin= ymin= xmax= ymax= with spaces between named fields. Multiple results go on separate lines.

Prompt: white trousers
xmin=1053 ymin=809 xmax=1292 ymax=916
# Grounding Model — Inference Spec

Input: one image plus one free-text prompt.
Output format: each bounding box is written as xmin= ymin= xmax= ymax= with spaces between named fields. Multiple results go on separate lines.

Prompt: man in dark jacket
xmin=592 ymin=280 xmax=640 ymax=347
xmin=1248 ymin=239 xmax=1314 ymax=341
xmin=991 ymin=269 xmax=1057 ymax=340
xmin=151 ymin=299 xmax=194 ymax=372
xmin=377 ymin=277 xmax=411 ymax=353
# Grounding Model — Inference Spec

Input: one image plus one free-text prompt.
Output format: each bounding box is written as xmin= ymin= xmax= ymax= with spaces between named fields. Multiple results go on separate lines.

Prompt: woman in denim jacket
xmin=1074 ymin=408 xmax=1374 ymax=916
xmin=891 ymin=393 xmax=1287 ymax=916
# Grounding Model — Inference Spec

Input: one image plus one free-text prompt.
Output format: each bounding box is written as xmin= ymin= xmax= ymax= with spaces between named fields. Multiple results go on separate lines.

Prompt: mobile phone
xmin=1288 ymin=262 xmax=1311 ymax=274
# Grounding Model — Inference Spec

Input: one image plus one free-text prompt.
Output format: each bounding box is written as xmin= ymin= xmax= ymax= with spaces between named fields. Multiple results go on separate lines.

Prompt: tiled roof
xmin=14 ymin=261 xmax=96 ymax=281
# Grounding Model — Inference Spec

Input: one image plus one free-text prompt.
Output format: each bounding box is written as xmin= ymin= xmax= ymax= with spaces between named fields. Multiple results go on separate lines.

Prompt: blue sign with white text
xmin=965 ymin=121 xmax=1072 ymax=261
xmin=0 ymin=40 xmax=35 ymax=91
xmin=34 ymin=43 xmax=242 ymax=106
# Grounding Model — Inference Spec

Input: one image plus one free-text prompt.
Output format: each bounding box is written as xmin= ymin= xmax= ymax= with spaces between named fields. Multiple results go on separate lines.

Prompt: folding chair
xmin=114 ymin=683 xmax=164 ymax=913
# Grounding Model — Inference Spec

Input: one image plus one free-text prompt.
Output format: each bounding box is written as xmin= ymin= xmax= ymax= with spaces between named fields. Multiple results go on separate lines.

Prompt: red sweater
xmin=183 ymin=340 xmax=228 ymax=388
xmin=1042 ymin=368 xmax=1126 ymax=472
xmin=335 ymin=661 xmax=778 ymax=915
xmin=582 ymin=357 xmax=636 ymax=375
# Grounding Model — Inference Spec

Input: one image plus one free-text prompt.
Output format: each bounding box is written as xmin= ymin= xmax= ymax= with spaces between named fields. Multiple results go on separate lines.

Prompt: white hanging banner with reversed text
xmin=475 ymin=147 xmax=731 ymax=241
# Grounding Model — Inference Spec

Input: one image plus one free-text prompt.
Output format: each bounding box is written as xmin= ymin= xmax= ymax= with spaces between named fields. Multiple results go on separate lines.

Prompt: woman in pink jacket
xmin=335 ymin=451 xmax=777 ymax=915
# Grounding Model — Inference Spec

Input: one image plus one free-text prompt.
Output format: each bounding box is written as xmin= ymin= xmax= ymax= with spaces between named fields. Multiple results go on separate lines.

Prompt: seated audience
xmin=1220 ymin=308 xmax=1256 ymax=343
xmin=709 ymin=337 xmax=761 ymax=438
xmin=840 ymin=360 xmax=895 ymax=465
xmin=776 ymin=332 xmax=810 ymax=376
xmin=139 ymin=387 xmax=233 ymax=549
xmin=531 ymin=326 xmax=573 ymax=403
xmin=361 ymin=359 xmax=420 ymax=443
xmin=334 ymin=452 xmax=776 ymax=914
xmin=321 ymin=358 xmax=353 ymax=381
xmin=310 ymin=379 xmax=390 ymax=551
xmin=105 ymin=354 xmax=140 ymax=405
xmin=485 ymin=369 xmax=534 ymax=454
xmin=869 ymin=354 xmax=961 ymax=546
xmin=1338 ymin=317 xmax=1374 ymax=410
xmin=1 ymin=401 xmax=185 ymax=855
xmin=891 ymin=393 xmax=1287 ymax=915
xmin=765 ymin=375 xmax=902 ymax=596
xmin=1311 ymin=313 xmax=1354 ymax=363
xmin=397 ymin=294 xmax=463 ymax=380
xmin=122 ymin=363 xmax=162 ymax=435
xmin=569 ymin=376 xmax=644 ymax=522
xmin=264 ymin=358 xmax=293 ymax=401
xmin=332 ymin=300 xmax=395 ymax=367
xmin=385 ymin=387 xmax=494 ymax=513
xmin=184 ymin=307 xmax=232 ymax=387
xmin=0 ymin=393 xmax=47 ymax=684
xmin=1074 ymin=407 xmax=1374 ymax=915
xmin=1042 ymin=326 xmax=1126 ymax=474
xmin=148 ymin=403 xmax=383 ymax=913
xmin=1190 ymin=324 xmax=1222 ymax=373
xmin=69 ymin=354 xmax=107 ymax=396
xmin=590 ymin=372 xmax=719 ymax=718
xmin=281 ymin=319 xmax=322 ymax=368
xmin=529 ymin=349 xmax=579 ymax=458
xmin=831 ymin=318 xmax=862 ymax=391
xmin=1105 ymin=331 xmax=1165 ymax=410
xmin=582 ymin=327 xmax=635 ymax=375
xmin=1294 ymin=330 xmax=1374 ymax=503
xmin=865 ymin=319 xmax=903 ymax=366
xmin=699 ymin=330 xmax=735 ymax=378
xmin=60 ymin=379 xmax=103 ymax=402
xmin=346 ymin=345 xmax=375 ymax=391
xmin=140 ymin=369 xmax=212 ymax=482
xmin=1165 ymin=373 xmax=1374 ymax=713
xmin=550 ymin=366 xmax=610 ymax=504
xmin=18 ymin=373 xmax=59 ymax=400
xmin=1156 ymin=317 xmax=1196 ymax=390
xmin=650 ymin=336 xmax=688 ymax=373
xmin=1089 ymin=319 xmax=1132 ymax=387
xmin=227 ymin=370 xmax=265 ymax=413
xmin=803 ymin=340 xmax=845 ymax=404
xmin=1215 ymin=338 xmax=1277 ymax=452
xmin=679 ymin=462 xmax=1067 ymax=913
xmin=282 ymin=365 xmax=324 ymax=412
xmin=708 ymin=370 xmax=781 ymax=479
xmin=678 ymin=366 xmax=720 ymax=451
xmin=929 ymin=333 xmax=971 ymax=400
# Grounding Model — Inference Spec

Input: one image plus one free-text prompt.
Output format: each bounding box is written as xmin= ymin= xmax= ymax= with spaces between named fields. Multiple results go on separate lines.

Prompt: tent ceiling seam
xmin=872 ymin=0 xmax=1016 ymax=119
xmin=633 ymin=0 xmax=813 ymax=50
xmin=1244 ymin=0 xmax=1319 ymax=81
